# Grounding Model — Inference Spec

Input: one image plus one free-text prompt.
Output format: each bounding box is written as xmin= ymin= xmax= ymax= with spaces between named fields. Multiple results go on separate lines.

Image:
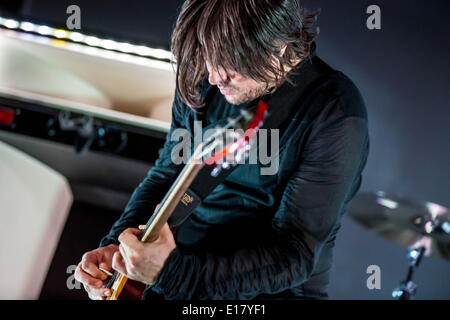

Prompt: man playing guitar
xmin=75 ymin=0 xmax=369 ymax=300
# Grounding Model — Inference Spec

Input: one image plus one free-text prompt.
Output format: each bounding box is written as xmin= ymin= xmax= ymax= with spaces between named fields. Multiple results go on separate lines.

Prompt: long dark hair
xmin=171 ymin=0 xmax=320 ymax=108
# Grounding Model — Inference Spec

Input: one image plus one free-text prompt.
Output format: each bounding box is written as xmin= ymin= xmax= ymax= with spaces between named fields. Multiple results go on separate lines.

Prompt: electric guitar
xmin=104 ymin=100 xmax=269 ymax=300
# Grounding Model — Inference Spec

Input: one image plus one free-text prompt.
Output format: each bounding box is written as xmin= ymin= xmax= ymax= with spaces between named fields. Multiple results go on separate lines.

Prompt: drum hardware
xmin=392 ymin=246 xmax=425 ymax=299
xmin=46 ymin=110 xmax=127 ymax=154
xmin=348 ymin=192 xmax=450 ymax=299
xmin=56 ymin=111 xmax=95 ymax=153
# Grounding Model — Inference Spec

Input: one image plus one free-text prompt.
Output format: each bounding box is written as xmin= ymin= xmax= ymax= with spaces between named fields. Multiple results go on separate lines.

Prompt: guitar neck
xmin=139 ymin=143 xmax=204 ymax=243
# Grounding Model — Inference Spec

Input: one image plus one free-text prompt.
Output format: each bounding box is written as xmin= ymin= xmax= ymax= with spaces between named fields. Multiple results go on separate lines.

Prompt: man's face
xmin=205 ymin=60 xmax=269 ymax=105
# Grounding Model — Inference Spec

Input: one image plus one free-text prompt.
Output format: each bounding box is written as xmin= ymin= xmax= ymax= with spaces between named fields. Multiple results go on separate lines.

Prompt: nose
xmin=207 ymin=66 xmax=229 ymax=86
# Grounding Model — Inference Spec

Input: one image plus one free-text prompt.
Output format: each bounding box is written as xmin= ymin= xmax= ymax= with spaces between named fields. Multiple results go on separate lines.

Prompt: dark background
xmin=1 ymin=0 xmax=449 ymax=299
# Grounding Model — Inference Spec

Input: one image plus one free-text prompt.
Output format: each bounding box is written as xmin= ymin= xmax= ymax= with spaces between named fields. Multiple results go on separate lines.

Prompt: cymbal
xmin=348 ymin=192 xmax=450 ymax=260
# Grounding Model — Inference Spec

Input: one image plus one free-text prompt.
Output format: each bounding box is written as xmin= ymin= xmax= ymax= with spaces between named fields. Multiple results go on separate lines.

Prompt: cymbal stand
xmin=392 ymin=247 xmax=425 ymax=300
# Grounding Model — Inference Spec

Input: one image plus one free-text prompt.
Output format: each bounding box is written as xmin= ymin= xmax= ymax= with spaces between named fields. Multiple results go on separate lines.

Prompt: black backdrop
xmin=1 ymin=0 xmax=449 ymax=299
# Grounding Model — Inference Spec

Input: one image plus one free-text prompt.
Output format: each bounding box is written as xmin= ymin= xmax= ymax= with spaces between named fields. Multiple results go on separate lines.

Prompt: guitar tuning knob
xmin=211 ymin=165 xmax=222 ymax=177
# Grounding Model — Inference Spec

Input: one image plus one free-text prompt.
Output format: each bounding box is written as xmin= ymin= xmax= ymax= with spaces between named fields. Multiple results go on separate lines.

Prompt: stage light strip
xmin=0 ymin=16 xmax=172 ymax=61
xmin=3 ymin=18 xmax=19 ymax=29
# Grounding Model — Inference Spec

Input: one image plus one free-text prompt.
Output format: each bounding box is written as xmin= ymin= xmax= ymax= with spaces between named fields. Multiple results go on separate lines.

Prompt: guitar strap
xmin=168 ymin=54 xmax=334 ymax=228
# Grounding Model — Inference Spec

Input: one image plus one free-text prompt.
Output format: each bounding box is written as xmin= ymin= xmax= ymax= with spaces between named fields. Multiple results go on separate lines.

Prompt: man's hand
xmin=74 ymin=244 xmax=118 ymax=300
xmin=112 ymin=222 xmax=176 ymax=285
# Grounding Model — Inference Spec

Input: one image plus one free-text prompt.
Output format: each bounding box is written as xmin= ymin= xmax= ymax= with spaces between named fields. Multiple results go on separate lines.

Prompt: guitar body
xmin=107 ymin=227 xmax=178 ymax=300
xmin=113 ymin=279 xmax=146 ymax=300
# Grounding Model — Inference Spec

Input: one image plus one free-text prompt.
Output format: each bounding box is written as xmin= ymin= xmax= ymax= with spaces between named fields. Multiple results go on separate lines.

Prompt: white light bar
xmin=68 ymin=32 xmax=84 ymax=42
xmin=19 ymin=21 xmax=36 ymax=32
xmin=4 ymin=18 xmax=19 ymax=29
xmin=117 ymin=42 xmax=134 ymax=53
xmin=100 ymin=39 xmax=117 ymax=50
xmin=37 ymin=25 xmax=54 ymax=36
xmin=84 ymin=36 xmax=101 ymax=47
xmin=0 ymin=16 xmax=173 ymax=61
xmin=54 ymin=29 xmax=69 ymax=39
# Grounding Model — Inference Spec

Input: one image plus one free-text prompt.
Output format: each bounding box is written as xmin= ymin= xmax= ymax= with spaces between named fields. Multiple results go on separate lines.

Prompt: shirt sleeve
xmin=149 ymin=102 xmax=370 ymax=299
xmin=99 ymin=91 xmax=187 ymax=247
